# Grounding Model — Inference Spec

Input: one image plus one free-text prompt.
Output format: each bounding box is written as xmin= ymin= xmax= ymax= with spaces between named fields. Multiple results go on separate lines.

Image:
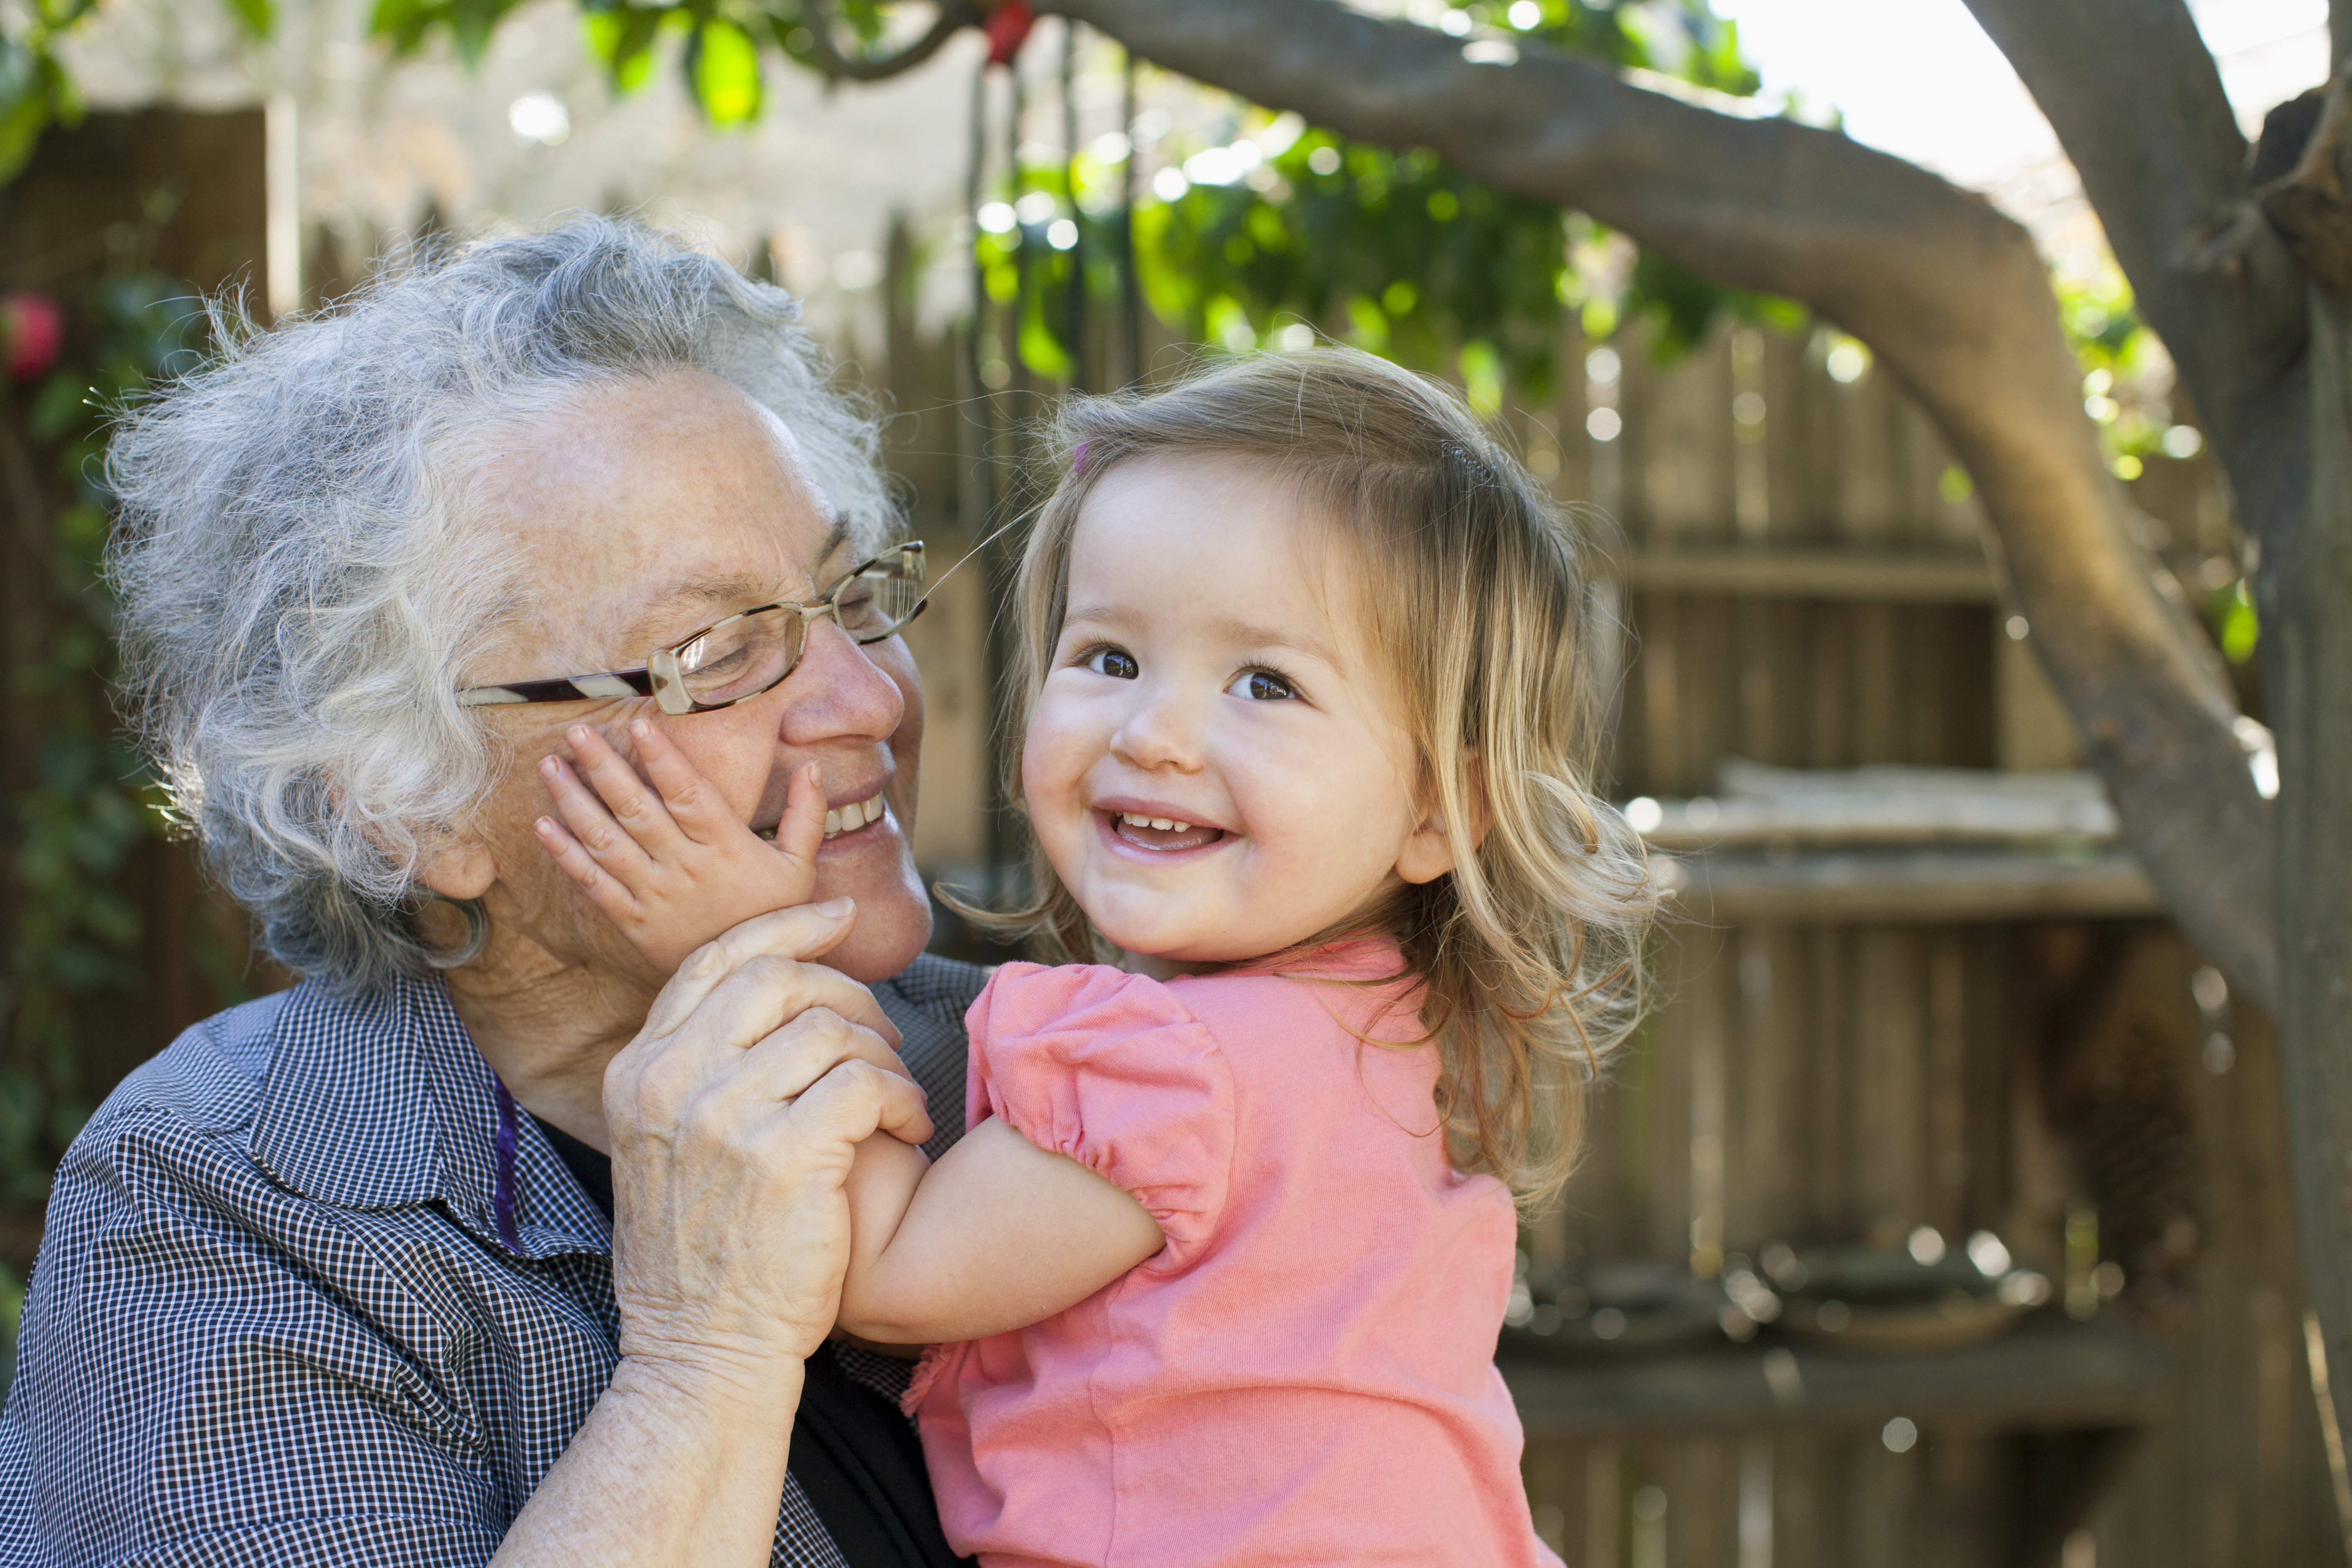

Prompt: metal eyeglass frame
xmin=456 ymin=542 xmax=927 ymax=717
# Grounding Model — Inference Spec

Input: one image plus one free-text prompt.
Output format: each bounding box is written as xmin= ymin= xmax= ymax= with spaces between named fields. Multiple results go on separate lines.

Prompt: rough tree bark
xmin=2265 ymin=90 xmax=2352 ymax=1530
xmin=1042 ymin=0 xmax=2280 ymax=1013
xmin=2282 ymin=280 xmax=2352 ymax=1524
xmin=1967 ymin=0 xmax=2352 ymax=1459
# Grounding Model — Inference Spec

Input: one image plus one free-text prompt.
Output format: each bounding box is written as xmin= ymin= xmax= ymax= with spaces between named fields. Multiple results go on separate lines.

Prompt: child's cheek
xmin=1020 ymin=697 xmax=1091 ymax=833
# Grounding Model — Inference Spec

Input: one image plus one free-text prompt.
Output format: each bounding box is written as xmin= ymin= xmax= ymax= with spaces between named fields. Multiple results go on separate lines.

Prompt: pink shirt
xmin=905 ymin=947 xmax=1560 ymax=1568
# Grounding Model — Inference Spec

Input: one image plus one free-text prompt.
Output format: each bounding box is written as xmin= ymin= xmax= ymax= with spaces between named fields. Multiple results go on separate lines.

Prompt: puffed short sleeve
xmin=964 ymin=962 xmax=1236 ymax=1264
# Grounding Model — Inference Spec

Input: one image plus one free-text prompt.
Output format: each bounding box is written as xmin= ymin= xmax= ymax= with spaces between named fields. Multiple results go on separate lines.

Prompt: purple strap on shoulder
xmin=491 ymin=1077 xmax=522 ymax=1252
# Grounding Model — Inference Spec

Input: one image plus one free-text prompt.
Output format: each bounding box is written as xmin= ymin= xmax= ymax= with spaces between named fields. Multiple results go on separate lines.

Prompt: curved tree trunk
xmin=1966 ymin=0 xmax=2352 ymax=1470
xmin=2275 ymin=285 xmax=2352 ymax=1527
xmin=1052 ymin=0 xmax=2280 ymax=1011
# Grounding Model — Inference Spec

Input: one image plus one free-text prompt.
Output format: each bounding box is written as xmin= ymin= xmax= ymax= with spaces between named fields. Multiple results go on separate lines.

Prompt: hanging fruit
xmin=3 ymin=292 xmax=64 ymax=382
xmin=983 ymin=0 xmax=1035 ymax=67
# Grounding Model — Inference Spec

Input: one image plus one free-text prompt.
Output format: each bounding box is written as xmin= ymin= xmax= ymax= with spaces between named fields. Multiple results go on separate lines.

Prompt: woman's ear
xmin=418 ymin=840 xmax=496 ymax=902
xmin=333 ymin=769 xmax=496 ymax=902
xmin=1393 ymin=752 xmax=1491 ymax=887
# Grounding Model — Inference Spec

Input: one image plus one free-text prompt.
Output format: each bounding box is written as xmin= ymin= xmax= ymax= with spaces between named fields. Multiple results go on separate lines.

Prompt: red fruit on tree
xmin=983 ymin=0 xmax=1034 ymax=67
xmin=3 ymin=292 xmax=64 ymax=382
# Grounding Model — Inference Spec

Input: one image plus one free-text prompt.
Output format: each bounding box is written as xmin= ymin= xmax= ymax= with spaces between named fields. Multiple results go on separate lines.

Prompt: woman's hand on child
xmin=534 ymin=719 xmax=830 ymax=973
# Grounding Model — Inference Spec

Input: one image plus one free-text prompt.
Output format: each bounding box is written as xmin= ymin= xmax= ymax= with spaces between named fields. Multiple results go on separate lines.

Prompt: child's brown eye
xmin=1086 ymin=647 xmax=1139 ymax=680
xmin=1230 ymin=669 xmax=1297 ymax=701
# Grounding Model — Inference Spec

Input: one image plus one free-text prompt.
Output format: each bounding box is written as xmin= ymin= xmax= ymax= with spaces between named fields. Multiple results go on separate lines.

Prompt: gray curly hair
xmin=108 ymin=214 xmax=898 ymax=995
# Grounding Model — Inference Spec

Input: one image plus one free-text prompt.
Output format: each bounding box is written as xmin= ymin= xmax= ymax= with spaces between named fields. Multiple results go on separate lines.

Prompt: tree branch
xmin=795 ymin=0 xmax=976 ymax=82
xmin=1052 ymin=0 xmax=2280 ymax=1009
xmin=2259 ymin=72 xmax=2352 ymax=299
xmin=1963 ymin=0 xmax=2309 ymax=573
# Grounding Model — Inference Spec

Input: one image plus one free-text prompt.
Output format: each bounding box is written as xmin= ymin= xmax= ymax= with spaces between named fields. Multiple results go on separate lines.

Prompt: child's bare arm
xmin=531 ymin=719 xmax=1162 ymax=1341
xmin=836 ymin=1119 xmax=1166 ymax=1345
xmin=532 ymin=717 xmax=828 ymax=972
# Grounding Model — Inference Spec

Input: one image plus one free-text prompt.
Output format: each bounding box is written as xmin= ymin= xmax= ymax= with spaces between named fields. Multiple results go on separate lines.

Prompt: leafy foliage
xmin=1 ymin=266 xmax=208 ymax=1208
xmin=2049 ymin=261 xmax=2250 ymax=662
xmin=978 ymin=0 xmax=1788 ymax=405
xmin=0 ymin=0 xmax=95 ymax=186
xmin=1131 ymin=133 xmax=1583 ymax=404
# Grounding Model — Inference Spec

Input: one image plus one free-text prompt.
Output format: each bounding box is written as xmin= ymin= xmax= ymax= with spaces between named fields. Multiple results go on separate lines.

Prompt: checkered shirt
xmin=0 ymin=953 xmax=986 ymax=1567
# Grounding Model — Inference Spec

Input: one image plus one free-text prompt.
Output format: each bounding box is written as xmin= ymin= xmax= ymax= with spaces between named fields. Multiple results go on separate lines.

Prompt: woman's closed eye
xmin=1084 ymin=646 xmax=1140 ymax=680
xmin=1227 ymin=667 xmax=1300 ymax=702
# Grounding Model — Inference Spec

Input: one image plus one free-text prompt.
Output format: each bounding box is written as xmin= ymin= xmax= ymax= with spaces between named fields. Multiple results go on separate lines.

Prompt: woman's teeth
xmin=1121 ymin=811 xmax=1192 ymax=832
xmin=825 ymin=794 xmax=886 ymax=839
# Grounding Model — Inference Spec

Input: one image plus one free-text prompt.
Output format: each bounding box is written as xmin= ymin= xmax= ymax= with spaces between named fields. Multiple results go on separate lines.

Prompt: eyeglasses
xmin=457 ymin=542 xmax=927 ymax=717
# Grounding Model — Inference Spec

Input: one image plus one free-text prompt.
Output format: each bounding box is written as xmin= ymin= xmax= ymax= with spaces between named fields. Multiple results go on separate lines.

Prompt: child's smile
xmin=1098 ymin=801 xmax=1228 ymax=855
xmin=1020 ymin=453 xmax=1460 ymax=965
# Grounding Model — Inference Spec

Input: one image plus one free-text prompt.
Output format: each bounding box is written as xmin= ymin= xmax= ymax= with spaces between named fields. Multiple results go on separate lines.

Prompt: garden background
xmin=2 ymin=0 xmax=2345 ymax=1562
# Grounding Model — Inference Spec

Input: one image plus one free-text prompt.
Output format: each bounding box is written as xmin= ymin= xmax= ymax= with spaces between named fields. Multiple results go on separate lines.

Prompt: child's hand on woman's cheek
xmin=532 ymin=717 xmax=832 ymax=973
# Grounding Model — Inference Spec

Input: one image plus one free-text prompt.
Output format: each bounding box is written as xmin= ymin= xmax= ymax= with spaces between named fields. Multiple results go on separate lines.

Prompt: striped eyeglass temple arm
xmin=456 ymin=668 xmax=658 ymax=707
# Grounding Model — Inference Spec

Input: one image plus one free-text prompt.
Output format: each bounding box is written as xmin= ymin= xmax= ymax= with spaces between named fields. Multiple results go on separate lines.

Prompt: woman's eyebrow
xmin=627 ymin=520 xmax=856 ymax=645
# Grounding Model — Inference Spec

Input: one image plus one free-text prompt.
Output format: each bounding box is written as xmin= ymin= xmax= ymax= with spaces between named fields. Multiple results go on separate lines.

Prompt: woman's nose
xmin=1109 ymin=681 xmax=1206 ymax=773
xmin=776 ymin=619 xmax=906 ymax=745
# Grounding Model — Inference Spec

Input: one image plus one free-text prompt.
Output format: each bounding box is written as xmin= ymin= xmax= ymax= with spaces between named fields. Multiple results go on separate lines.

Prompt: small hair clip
xmin=1071 ymin=440 xmax=1091 ymax=474
xmin=1442 ymin=441 xmax=1491 ymax=484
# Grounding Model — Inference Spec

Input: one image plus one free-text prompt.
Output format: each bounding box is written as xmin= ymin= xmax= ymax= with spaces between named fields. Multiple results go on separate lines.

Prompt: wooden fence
xmin=878 ymin=267 xmax=2343 ymax=1563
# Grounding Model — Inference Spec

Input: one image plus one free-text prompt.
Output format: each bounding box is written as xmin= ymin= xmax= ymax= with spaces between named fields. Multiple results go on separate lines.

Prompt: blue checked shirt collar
xmin=247 ymin=975 xmax=609 ymax=1261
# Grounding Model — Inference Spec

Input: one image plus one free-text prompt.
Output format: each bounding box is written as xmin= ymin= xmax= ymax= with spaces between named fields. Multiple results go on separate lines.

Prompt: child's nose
xmin=1109 ymin=681 xmax=1206 ymax=772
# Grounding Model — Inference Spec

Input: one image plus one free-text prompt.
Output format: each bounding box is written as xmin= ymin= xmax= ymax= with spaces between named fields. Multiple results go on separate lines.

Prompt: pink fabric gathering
xmin=906 ymin=946 xmax=1561 ymax=1568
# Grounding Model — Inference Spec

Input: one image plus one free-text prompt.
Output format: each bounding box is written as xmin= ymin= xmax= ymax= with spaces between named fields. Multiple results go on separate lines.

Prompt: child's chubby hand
xmin=531 ymin=716 xmax=833 ymax=974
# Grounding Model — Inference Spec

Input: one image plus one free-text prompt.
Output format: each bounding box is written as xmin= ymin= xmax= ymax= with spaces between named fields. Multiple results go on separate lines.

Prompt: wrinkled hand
xmin=534 ymin=718 xmax=828 ymax=973
xmin=602 ymin=900 xmax=935 ymax=1403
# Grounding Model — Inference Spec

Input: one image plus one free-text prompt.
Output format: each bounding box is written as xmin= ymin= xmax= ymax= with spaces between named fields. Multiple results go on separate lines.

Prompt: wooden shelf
xmin=1502 ymin=1317 xmax=2169 ymax=1442
xmin=1626 ymin=767 xmax=2156 ymax=923
xmin=1656 ymin=847 xmax=2162 ymax=923
xmin=1611 ymin=546 xmax=1999 ymax=603
xmin=1631 ymin=792 xmax=2119 ymax=852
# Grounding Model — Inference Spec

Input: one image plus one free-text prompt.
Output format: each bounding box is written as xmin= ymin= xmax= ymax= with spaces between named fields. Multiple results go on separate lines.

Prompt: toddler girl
xmin=540 ymin=347 xmax=1658 ymax=1565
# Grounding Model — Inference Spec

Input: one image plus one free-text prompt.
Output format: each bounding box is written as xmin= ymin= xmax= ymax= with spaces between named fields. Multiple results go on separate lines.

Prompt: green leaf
xmin=689 ymin=18 xmax=762 ymax=127
xmin=369 ymin=0 xmax=434 ymax=54
xmin=0 ymin=36 xmax=85 ymax=187
xmin=367 ymin=0 xmax=532 ymax=64
xmin=583 ymin=7 xmax=665 ymax=93
xmin=220 ymin=0 xmax=274 ymax=39
xmin=1459 ymin=340 xmax=1503 ymax=420
xmin=2217 ymin=582 xmax=2259 ymax=665
xmin=28 ymin=376 xmax=88 ymax=441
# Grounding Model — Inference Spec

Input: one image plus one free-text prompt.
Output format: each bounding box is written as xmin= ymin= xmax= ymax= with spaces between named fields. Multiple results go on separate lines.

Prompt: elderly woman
xmin=0 ymin=218 xmax=980 ymax=1566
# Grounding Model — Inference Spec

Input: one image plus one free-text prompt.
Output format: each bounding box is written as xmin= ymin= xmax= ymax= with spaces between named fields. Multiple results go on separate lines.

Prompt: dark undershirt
xmin=533 ymin=1116 xmax=968 ymax=1568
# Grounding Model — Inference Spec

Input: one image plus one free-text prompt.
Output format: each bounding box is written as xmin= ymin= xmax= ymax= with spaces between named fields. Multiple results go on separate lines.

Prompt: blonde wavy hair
xmin=972 ymin=347 xmax=1660 ymax=1210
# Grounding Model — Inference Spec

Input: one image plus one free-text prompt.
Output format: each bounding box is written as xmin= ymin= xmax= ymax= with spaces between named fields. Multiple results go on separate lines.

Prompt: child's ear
xmin=1394 ymin=752 xmax=1490 ymax=887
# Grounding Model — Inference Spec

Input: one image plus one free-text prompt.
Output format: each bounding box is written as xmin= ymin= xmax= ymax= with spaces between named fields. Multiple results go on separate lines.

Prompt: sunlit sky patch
xmin=1710 ymin=0 xmax=2329 ymax=191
